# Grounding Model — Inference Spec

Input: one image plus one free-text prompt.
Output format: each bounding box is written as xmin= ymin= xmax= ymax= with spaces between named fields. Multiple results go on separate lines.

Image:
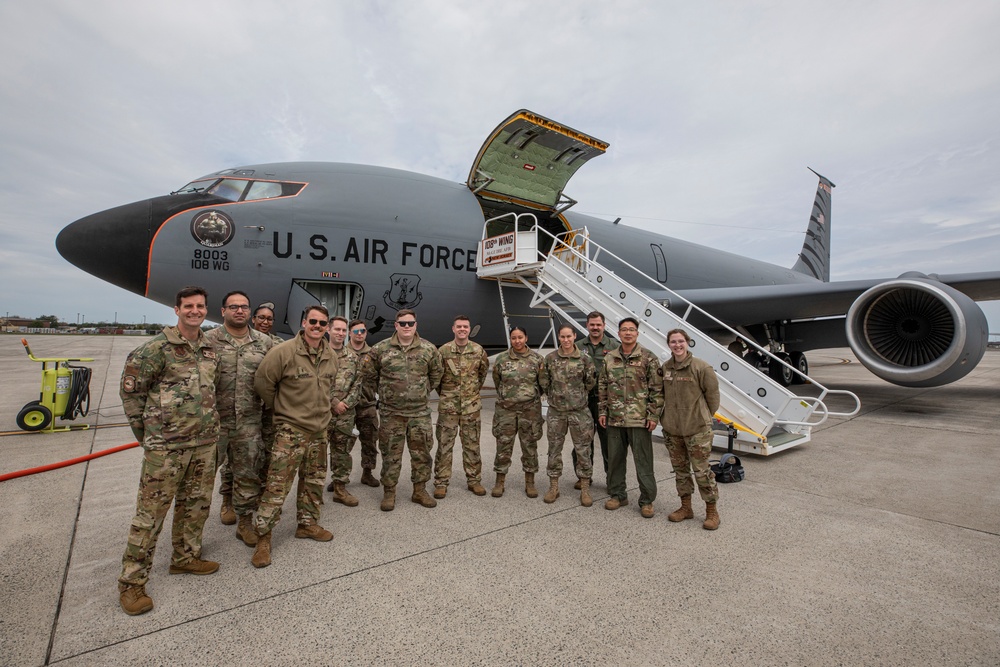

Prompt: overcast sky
xmin=1 ymin=1 xmax=998 ymax=331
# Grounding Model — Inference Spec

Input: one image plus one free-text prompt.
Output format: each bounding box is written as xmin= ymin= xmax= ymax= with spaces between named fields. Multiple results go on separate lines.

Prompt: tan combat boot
xmin=331 ymin=482 xmax=359 ymax=507
xmin=119 ymin=583 xmax=153 ymax=616
xmin=467 ymin=480 xmax=486 ymax=496
xmin=580 ymin=478 xmax=593 ymax=507
xmin=574 ymin=478 xmax=583 ymax=490
xmin=168 ymin=558 xmax=220 ymax=575
xmin=703 ymin=501 xmax=720 ymax=530
xmin=543 ymin=477 xmax=560 ymax=503
xmin=220 ymin=493 xmax=237 ymax=525
xmin=668 ymin=495 xmax=694 ymax=522
xmin=251 ymin=531 xmax=272 ymax=568
xmin=236 ymin=514 xmax=258 ymax=547
xmin=604 ymin=496 xmax=629 ymax=510
xmin=411 ymin=483 xmax=438 ymax=508
xmin=380 ymin=486 xmax=396 ymax=512
xmin=295 ymin=524 xmax=334 ymax=541
xmin=433 ymin=484 xmax=447 ymax=499
xmin=524 ymin=472 xmax=538 ymax=498
xmin=361 ymin=468 xmax=380 ymax=487
xmin=491 ymin=474 xmax=506 ymax=498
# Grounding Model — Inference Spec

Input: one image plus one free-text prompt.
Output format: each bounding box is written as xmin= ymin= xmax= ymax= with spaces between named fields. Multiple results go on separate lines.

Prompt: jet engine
xmin=845 ymin=275 xmax=989 ymax=388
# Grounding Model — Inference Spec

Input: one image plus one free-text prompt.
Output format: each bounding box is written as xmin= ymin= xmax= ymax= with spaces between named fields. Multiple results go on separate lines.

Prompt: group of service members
xmin=114 ymin=287 xmax=721 ymax=617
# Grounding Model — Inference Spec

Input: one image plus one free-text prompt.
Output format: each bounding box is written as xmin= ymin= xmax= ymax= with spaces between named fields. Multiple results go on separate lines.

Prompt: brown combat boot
xmin=668 ymin=495 xmax=694 ymax=522
xmin=295 ymin=524 xmax=334 ymax=541
xmin=380 ymin=486 xmax=396 ymax=512
xmin=604 ymin=496 xmax=629 ymax=510
xmin=491 ymin=474 xmax=506 ymax=497
xmin=524 ymin=472 xmax=538 ymax=498
xmin=574 ymin=478 xmax=583 ymax=490
xmin=703 ymin=501 xmax=720 ymax=530
xmin=169 ymin=558 xmax=220 ymax=575
xmin=411 ymin=483 xmax=438 ymax=508
xmin=331 ymin=482 xmax=359 ymax=507
xmin=580 ymin=478 xmax=593 ymax=507
xmin=433 ymin=485 xmax=447 ymax=499
xmin=220 ymin=494 xmax=237 ymax=525
xmin=361 ymin=468 xmax=380 ymax=487
xmin=251 ymin=531 xmax=271 ymax=568
xmin=543 ymin=477 xmax=560 ymax=503
xmin=118 ymin=583 xmax=153 ymax=616
xmin=641 ymin=504 xmax=655 ymax=519
xmin=236 ymin=514 xmax=258 ymax=546
xmin=468 ymin=480 xmax=486 ymax=496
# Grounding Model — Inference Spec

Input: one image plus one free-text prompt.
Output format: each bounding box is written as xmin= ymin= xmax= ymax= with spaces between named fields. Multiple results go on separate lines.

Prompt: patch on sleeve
xmin=122 ymin=375 xmax=138 ymax=393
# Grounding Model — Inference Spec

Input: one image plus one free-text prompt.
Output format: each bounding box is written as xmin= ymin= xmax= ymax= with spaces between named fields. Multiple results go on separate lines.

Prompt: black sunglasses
xmin=396 ymin=320 xmax=416 ymax=327
xmin=307 ymin=318 xmax=329 ymax=327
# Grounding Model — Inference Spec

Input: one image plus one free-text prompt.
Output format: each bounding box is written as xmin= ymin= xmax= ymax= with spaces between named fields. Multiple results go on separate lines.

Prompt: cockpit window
xmin=207 ymin=179 xmax=251 ymax=202
xmin=171 ymin=178 xmax=305 ymax=200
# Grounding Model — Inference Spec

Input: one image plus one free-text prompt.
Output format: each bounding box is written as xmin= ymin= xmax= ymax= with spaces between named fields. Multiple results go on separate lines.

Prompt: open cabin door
xmin=468 ymin=110 xmax=608 ymax=243
xmin=285 ymin=280 xmax=363 ymax=329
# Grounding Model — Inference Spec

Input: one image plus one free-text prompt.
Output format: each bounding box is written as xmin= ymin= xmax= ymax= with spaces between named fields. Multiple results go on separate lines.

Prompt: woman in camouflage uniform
xmin=490 ymin=326 xmax=545 ymax=498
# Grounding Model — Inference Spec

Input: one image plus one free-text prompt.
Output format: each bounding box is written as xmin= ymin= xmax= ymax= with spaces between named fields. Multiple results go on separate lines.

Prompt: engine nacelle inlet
xmin=845 ymin=277 xmax=988 ymax=388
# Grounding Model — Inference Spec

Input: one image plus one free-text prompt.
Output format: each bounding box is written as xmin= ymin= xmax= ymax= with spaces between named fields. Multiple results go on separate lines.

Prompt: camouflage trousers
xmin=492 ymin=399 xmax=543 ymax=475
xmin=119 ymin=443 xmax=216 ymax=586
xmin=434 ymin=411 xmax=483 ymax=486
xmin=353 ymin=403 xmax=379 ymax=472
xmin=327 ymin=409 xmax=358 ymax=484
xmin=216 ymin=421 xmax=268 ymax=516
xmin=254 ymin=423 xmax=327 ymax=536
xmin=665 ymin=429 xmax=718 ymax=502
xmin=607 ymin=426 xmax=657 ymax=506
xmin=579 ymin=393 xmax=610 ymax=474
xmin=379 ymin=412 xmax=433 ymax=488
xmin=545 ymin=407 xmax=594 ymax=479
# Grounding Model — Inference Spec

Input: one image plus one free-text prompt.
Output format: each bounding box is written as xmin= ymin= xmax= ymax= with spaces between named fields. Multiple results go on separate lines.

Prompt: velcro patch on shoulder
xmin=122 ymin=375 xmax=138 ymax=393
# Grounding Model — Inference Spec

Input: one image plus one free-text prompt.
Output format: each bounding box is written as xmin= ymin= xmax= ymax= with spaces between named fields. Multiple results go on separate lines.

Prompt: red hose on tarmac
xmin=0 ymin=442 xmax=139 ymax=483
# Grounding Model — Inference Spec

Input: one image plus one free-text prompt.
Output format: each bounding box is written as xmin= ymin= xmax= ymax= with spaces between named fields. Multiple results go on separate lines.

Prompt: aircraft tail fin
xmin=792 ymin=168 xmax=835 ymax=282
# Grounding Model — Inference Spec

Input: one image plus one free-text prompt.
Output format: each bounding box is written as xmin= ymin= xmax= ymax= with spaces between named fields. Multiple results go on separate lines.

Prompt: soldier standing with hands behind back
xmin=117 ymin=286 xmax=221 ymax=616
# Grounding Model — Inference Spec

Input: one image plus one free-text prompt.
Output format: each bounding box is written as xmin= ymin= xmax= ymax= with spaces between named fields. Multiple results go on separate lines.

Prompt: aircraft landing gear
xmin=768 ymin=352 xmax=795 ymax=386
xmin=789 ymin=351 xmax=809 ymax=384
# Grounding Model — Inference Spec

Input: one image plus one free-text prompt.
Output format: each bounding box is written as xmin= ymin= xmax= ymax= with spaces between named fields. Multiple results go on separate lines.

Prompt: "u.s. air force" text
xmin=272 ymin=233 xmax=479 ymax=272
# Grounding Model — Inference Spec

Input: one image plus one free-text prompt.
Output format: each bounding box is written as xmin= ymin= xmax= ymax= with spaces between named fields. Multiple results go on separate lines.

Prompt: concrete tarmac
xmin=0 ymin=334 xmax=998 ymax=666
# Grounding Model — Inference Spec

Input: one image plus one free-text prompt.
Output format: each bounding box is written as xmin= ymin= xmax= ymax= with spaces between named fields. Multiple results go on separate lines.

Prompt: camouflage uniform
xmin=491 ymin=348 xmax=545 ymax=475
xmin=540 ymin=347 xmax=596 ymax=480
xmin=327 ymin=345 xmax=362 ymax=483
xmin=258 ymin=331 xmax=284 ymax=451
xmin=362 ymin=333 xmax=443 ymax=487
xmin=577 ymin=335 xmax=619 ymax=474
xmin=253 ymin=331 xmax=337 ymax=535
xmin=434 ymin=340 xmax=490 ymax=487
xmin=118 ymin=326 xmax=220 ymax=587
xmin=599 ymin=344 xmax=664 ymax=506
xmin=203 ymin=326 xmax=273 ymax=516
xmin=661 ymin=352 xmax=721 ymax=503
xmin=350 ymin=342 xmax=379 ymax=475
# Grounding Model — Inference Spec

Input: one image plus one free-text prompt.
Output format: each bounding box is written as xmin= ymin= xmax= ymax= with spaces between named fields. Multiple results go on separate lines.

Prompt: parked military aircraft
xmin=56 ymin=110 xmax=999 ymax=388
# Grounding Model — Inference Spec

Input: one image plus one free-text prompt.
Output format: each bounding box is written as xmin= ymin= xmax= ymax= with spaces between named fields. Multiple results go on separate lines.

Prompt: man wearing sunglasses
xmin=251 ymin=305 xmax=338 ymax=567
xmin=204 ymin=291 xmax=274 ymax=545
xmin=361 ymin=309 xmax=443 ymax=511
xmin=347 ymin=320 xmax=380 ymax=487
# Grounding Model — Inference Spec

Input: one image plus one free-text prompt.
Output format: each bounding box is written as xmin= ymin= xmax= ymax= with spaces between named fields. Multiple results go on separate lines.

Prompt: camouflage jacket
xmin=541 ymin=347 xmax=596 ymax=412
xmin=120 ymin=326 xmax=220 ymax=451
xmin=492 ymin=347 xmax=544 ymax=408
xmin=362 ymin=333 xmax=443 ymax=417
xmin=254 ymin=330 xmax=338 ymax=435
xmin=661 ymin=352 xmax=721 ymax=437
xmin=349 ymin=342 xmax=376 ymax=408
xmin=599 ymin=343 xmax=664 ymax=428
xmin=437 ymin=340 xmax=489 ymax=415
xmin=203 ymin=326 xmax=273 ymax=427
xmin=577 ymin=335 xmax=619 ymax=397
xmin=329 ymin=344 xmax=361 ymax=417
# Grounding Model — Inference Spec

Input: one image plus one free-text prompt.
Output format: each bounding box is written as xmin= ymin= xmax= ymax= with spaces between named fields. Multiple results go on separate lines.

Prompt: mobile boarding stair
xmin=476 ymin=213 xmax=861 ymax=456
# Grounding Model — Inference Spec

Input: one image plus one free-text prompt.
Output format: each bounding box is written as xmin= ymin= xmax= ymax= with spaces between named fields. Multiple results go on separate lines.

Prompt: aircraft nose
xmin=56 ymin=199 xmax=153 ymax=297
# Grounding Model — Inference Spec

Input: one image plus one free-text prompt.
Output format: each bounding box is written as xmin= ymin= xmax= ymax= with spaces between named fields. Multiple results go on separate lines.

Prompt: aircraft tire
xmin=744 ymin=351 xmax=764 ymax=370
xmin=17 ymin=403 xmax=52 ymax=432
xmin=768 ymin=354 xmax=794 ymax=387
xmin=790 ymin=351 xmax=809 ymax=384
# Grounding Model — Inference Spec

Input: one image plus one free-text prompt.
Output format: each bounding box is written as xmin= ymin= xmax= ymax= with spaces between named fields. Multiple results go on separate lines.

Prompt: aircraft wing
xmin=670 ymin=271 xmax=1000 ymax=326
